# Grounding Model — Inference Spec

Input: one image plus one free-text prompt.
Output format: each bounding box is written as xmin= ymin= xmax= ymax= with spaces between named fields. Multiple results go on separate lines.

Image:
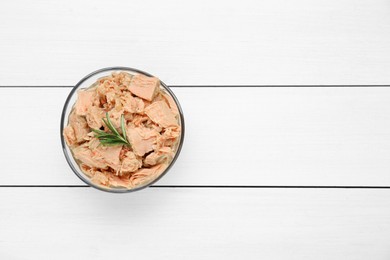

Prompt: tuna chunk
xmin=63 ymin=126 xmax=76 ymax=146
xmin=163 ymin=126 xmax=181 ymax=139
xmin=131 ymin=114 xmax=149 ymax=126
xmin=162 ymin=91 xmax=179 ymax=115
xmin=86 ymin=106 xmax=105 ymax=129
xmin=112 ymin=71 xmax=132 ymax=89
xmin=91 ymin=171 xmax=110 ymax=186
xmin=73 ymin=144 xmax=108 ymax=169
xmin=128 ymin=74 xmax=159 ymax=101
xmin=120 ymin=92 xmax=144 ymax=113
xmin=108 ymin=174 xmax=131 ymax=188
xmin=106 ymin=108 xmax=125 ymax=129
xmin=68 ymin=111 xmax=89 ymax=143
xmin=145 ymin=101 xmax=178 ymax=128
xmin=130 ymin=164 xmax=166 ymax=187
xmin=126 ymin=126 xmax=159 ymax=156
xmin=81 ymin=165 xmax=127 ymax=187
xmin=144 ymin=147 xmax=173 ymax=166
xmin=120 ymin=151 xmax=142 ymax=175
xmin=75 ymin=90 xmax=96 ymax=116
xmin=73 ymin=141 xmax=122 ymax=171
xmin=95 ymin=144 xmax=123 ymax=171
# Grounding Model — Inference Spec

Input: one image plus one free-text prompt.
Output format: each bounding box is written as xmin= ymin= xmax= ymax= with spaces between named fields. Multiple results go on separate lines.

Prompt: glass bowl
xmin=60 ymin=67 xmax=185 ymax=193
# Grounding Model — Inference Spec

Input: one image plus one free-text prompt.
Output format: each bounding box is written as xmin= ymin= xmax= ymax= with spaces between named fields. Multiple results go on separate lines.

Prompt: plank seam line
xmin=0 ymin=85 xmax=390 ymax=88
xmin=1 ymin=185 xmax=390 ymax=189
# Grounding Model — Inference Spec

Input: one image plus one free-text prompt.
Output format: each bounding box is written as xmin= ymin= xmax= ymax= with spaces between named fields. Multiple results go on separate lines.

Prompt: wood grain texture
xmin=1 ymin=188 xmax=390 ymax=259
xmin=1 ymin=87 xmax=389 ymax=186
xmin=0 ymin=0 xmax=390 ymax=85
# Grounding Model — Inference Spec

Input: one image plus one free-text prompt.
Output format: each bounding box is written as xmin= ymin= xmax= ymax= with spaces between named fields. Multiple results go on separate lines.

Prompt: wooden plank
xmin=1 ymin=87 xmax=390 ymax=186
xmin=0 ymin=0 xmax=390 ymax=85
xmin=0 ymin=188 xmax=390 ymax=259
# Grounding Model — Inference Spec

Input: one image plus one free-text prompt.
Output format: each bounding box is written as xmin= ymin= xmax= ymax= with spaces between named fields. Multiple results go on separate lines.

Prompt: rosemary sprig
xmin=92 ymin=112 xmax=131 ymax=147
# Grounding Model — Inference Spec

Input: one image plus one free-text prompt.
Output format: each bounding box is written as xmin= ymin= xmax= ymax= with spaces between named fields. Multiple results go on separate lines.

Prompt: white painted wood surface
xmin=1 ymin=0 xmax=390 ymax=259
xmin=1 ymin=188 xmax=390 ymax=259
xmin=1 ymin=87 xmax=390 ymax=185
xmin=0 ymin=0 xmax=390 ymax=85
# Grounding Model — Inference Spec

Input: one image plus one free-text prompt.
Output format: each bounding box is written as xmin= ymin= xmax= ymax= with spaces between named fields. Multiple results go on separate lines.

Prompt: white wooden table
xmin=1 ymin=0 xmax=390 ymax=259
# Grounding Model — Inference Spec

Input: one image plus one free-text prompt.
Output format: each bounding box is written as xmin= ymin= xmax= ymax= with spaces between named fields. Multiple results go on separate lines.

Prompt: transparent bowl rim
xmin=60 ymin=67 xmax=185 ymax=193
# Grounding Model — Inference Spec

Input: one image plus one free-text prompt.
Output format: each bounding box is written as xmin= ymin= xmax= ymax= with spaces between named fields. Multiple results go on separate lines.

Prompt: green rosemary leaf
xmin=121 ymin=114 xmax=128 ymax=143
xmin=91 ymin=113 xmax=131 ymax=147
xmin=91 ymin=129 xmax=108 ymax=135
xmin=104 ymin=112 xmax=121 ymax=137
